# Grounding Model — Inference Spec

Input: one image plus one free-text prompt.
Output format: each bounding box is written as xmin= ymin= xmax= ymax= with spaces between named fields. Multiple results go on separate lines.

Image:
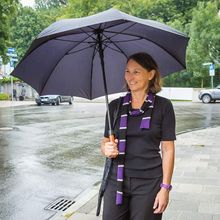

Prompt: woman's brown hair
xmin=127 ymin=52 xmax=162 ymax=94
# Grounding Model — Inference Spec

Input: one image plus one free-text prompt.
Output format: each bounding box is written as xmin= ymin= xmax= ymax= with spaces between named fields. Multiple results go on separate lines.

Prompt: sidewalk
xmin=52 ymin=126 xmax=220 ymax=220
xmin=0 ymin=100 xmax=35 ymax=108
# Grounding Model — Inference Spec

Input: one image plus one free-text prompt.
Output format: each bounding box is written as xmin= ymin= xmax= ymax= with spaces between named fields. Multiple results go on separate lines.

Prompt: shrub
xmin=0 ymin=77 xmax=21 ymax=84
xmin=0 ymin=93 xmax=10 ymax=100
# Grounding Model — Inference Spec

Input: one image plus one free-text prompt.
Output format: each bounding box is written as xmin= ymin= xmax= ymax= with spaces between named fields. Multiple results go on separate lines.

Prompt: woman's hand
xmin=153 ymin=188 xmax=169 ymax=214
xmin=101 ymin=138 xmax=119 ymax=158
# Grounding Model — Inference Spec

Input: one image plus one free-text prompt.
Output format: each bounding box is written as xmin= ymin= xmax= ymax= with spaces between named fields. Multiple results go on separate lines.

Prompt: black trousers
xmin=103 ymin=174 xmax=162 ymax=220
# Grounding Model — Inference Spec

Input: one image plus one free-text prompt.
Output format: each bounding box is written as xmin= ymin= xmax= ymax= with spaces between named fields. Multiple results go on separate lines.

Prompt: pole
xmin=96 ymin=29 xmax=114 ymax=141
xmin=11 ymin=75 xmax=14 ymax=102
xmin=10 ymin=58 xmax=14 ymax=102
xmin=211 ymin=75 xmax=214 ymax=89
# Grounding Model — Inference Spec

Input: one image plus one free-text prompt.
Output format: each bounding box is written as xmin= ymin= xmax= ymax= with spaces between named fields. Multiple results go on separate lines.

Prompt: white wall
xmin=0 ymin=83 xmax=202 ymax=102
xmin=158 ymin=87 xmax=193 ymax=100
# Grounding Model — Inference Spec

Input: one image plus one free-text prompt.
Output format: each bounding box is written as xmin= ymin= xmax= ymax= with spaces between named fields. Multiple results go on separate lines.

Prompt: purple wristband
xmin=160 ymin=183 xmax=172 ymax=191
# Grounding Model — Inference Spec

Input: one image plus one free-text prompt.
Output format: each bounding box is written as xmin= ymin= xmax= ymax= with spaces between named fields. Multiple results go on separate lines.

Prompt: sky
xmin=20 ymin=0 xmax=35 ymax=7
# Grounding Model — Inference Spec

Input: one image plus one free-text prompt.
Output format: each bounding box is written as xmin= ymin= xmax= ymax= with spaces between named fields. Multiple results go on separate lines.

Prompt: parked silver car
xmin=35 ymin=95 xmax=73 ymax=106
xmin=198 ymin=85 xmax=220 ymax=103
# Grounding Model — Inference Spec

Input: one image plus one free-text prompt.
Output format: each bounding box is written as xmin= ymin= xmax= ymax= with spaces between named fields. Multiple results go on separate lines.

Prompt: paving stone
xmin=178 ymin=211 xmax=213 ymax=220
xmin=198 ymin=202 xmax=220 ymax=215
xmin=67 ymin=213 xmax=101 ymax=220
xmin=202 ymin=186 xmax=220 ymax=195
xmin=214 ymin=195 xmax=220 ymax=203
xmin=169 ymin=200 xmax=199 ymax=212
xmin=175 ymin=183 xmax=203 ymax=193
xmin=170 ymin=192 xmax=214 ymax=203
xmin=162 ymin=210 xmax=181 ymax=220
xmin=213 ymin=214 xmax=220 ymax=220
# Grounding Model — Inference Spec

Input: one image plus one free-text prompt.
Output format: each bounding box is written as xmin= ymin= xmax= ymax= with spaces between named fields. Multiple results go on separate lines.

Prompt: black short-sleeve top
xmin=104 ymin=95 xmax=176 ymax=178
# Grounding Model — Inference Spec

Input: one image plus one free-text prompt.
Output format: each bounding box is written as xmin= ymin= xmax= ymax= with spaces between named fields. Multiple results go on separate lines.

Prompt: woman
xmin=101 ymin=52 xmax=175 ymax=220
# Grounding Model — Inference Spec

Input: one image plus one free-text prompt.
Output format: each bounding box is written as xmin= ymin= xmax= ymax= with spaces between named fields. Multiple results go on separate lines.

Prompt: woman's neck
xmin=131 ymin=90 xmax=148 ymax=109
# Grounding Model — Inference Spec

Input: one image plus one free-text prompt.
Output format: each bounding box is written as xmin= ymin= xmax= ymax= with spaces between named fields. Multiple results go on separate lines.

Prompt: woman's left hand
xmin=153 ymin=188 xmax=169 ymax=214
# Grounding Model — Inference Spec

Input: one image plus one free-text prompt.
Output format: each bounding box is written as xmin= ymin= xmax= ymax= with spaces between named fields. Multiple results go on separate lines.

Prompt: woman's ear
xmin=149 ymin=70 xmax=156 ymax=80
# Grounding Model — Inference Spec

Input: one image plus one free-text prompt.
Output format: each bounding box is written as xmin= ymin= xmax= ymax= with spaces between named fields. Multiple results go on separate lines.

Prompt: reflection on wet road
xmin=0 ymin=101 xmax=220 ymax=219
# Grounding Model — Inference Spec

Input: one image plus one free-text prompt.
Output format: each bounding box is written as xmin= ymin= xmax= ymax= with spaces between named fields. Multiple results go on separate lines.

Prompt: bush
xmin=0 ymin=93 xmax=10 ymax=100
xmin=0 ymin=77 xmax=21 ymax=84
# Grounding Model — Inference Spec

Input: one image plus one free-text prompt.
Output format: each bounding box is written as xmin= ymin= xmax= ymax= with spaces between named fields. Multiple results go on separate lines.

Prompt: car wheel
xmin=202 ymin=94 xmax=211 ymax=103
xmin=56 ymin=97 xmax=60 ymax=105
xmin=37 ymin=103 xmax=41 ymax=106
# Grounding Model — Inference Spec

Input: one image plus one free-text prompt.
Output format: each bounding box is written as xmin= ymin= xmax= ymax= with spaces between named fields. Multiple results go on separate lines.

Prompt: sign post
xmin=7 ymin=48 xmax=18 ymax=102
xmin=209 ymin=64 xmax=215 ymax=89
xmin=202 ymin=62 xmax=215 ymax=89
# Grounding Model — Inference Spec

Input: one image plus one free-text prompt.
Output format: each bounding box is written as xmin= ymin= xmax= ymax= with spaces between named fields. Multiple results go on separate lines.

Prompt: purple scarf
xmin=116 ymin=91 xmax=155 ymax=205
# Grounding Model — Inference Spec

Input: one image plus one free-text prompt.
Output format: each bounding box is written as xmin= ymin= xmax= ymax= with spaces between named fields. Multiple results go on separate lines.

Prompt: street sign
xmin=6 ymin=53 xmax=17 ymax=57
xmin=7 ymin=48 xmax=16 ymax=53
xmin=203 ymin=62 xmax=212 ymax=66
xmin=11 ymin=58 xmax=18 ymax=62
xmin=209 ymin=64 xmax=215 ymax=76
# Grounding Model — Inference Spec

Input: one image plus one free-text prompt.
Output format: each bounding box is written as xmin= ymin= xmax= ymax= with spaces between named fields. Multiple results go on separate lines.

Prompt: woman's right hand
xmin=101 ymin=138 xmax=119 ymax=158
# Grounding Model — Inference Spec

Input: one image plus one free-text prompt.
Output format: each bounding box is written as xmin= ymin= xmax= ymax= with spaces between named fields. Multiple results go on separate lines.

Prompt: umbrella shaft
xmin=97 ymin=31 xmax=114 ymax=138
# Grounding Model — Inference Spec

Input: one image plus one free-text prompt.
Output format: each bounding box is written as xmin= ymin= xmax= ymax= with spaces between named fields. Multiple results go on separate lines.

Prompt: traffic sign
xmin=202 ymin=62 xmax=212 ymax=66
xmin=209 ymin=64 xmax=215 ymax=76
xmin=7 ymin=48 xmax=16 ymax=53
xmin=11 ymin=58 xmax=18 ymax=62
xmin=6 ymin=53 xmax=17 ymax=57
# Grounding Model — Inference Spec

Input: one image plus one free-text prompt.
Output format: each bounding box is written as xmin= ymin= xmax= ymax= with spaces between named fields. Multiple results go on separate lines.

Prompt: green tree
xmin=187 ymin=1 xmax=220 ymax=87
xmin=35 ymin=0 xmax=67 ymax=9
xmin=10 ymin=6 xmax=55 ymax=60
xmin=0 ymin=0 xmax=19 ymax=62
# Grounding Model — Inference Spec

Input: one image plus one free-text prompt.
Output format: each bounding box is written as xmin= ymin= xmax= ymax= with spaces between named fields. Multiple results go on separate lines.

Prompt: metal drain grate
xmin=45 ymin=197 xmax=75 ymax=212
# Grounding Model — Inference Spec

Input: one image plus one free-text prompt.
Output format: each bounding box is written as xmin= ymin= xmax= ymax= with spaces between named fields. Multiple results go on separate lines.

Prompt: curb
xmin=52 ymin=184 xmax=101 ymax=220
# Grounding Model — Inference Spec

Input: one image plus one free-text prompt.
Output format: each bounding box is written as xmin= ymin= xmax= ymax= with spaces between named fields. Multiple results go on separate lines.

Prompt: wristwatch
xmin=160 ymin=183 xmax=172 ymax=191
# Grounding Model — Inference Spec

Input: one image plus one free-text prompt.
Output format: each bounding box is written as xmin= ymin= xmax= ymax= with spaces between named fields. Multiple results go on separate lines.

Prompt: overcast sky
xmin=20 ymin=0 xmax=35 ymax=7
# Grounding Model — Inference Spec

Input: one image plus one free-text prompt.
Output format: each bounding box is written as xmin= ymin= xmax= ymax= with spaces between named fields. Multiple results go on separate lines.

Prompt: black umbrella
xmin=12 ymin=8 xmax=189 ymax=138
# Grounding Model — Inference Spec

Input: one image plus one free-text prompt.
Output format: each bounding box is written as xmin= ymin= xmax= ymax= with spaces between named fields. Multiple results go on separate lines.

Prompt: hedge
xmin=0 ymin=77 xmax=21 ymax=84
xmin=0 ymin=93 xmax=10 ymax=100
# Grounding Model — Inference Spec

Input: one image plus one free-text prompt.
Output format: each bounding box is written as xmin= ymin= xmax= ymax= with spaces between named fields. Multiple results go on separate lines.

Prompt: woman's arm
xmin=161 ymin=140 xmax=175 ymax=185
xmin=153 ymin=140 xmax=175 ymax=214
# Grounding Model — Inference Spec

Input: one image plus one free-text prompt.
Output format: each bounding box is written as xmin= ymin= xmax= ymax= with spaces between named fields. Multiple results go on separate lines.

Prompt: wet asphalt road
xmin=0 ymin=101 xmax=220 ymax=220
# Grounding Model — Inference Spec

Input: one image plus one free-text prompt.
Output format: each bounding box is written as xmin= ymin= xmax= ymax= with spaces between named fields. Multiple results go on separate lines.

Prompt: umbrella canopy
xmin=11 ymin=8 xmax=189 ymax=100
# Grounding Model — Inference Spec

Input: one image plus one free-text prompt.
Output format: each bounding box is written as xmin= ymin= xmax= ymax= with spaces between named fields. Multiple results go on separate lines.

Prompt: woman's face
xmin=125 ymin=59 xmax=154 ymax=93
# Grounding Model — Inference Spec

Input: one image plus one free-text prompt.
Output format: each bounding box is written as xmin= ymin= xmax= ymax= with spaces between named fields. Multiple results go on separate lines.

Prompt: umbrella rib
xmin=105 ymin=30 xmax=185 ymax=68
xmin=102 ymin=32 xmax=128 ymax=59
xmin=79 ymin=27 xmax=98 ymax=42
xmin=54 ymin=38 xmax=93 ymax=44
xmin=102 ymin=41 xmax=127 ymax=57
xmin=105 ymin=38 xmax=142 ymax=43
xmin=89 ymin=41 xmax=98 ymax=99
xmin=102 ymin=23 xmax=136 ymax=41
xmin=102 ymin=43 xmax=124 ymax=54
xmin=39 ymin=35 xmax=95 ymax=95
xmin=67 ymin=44 xmax=96 ymax=55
